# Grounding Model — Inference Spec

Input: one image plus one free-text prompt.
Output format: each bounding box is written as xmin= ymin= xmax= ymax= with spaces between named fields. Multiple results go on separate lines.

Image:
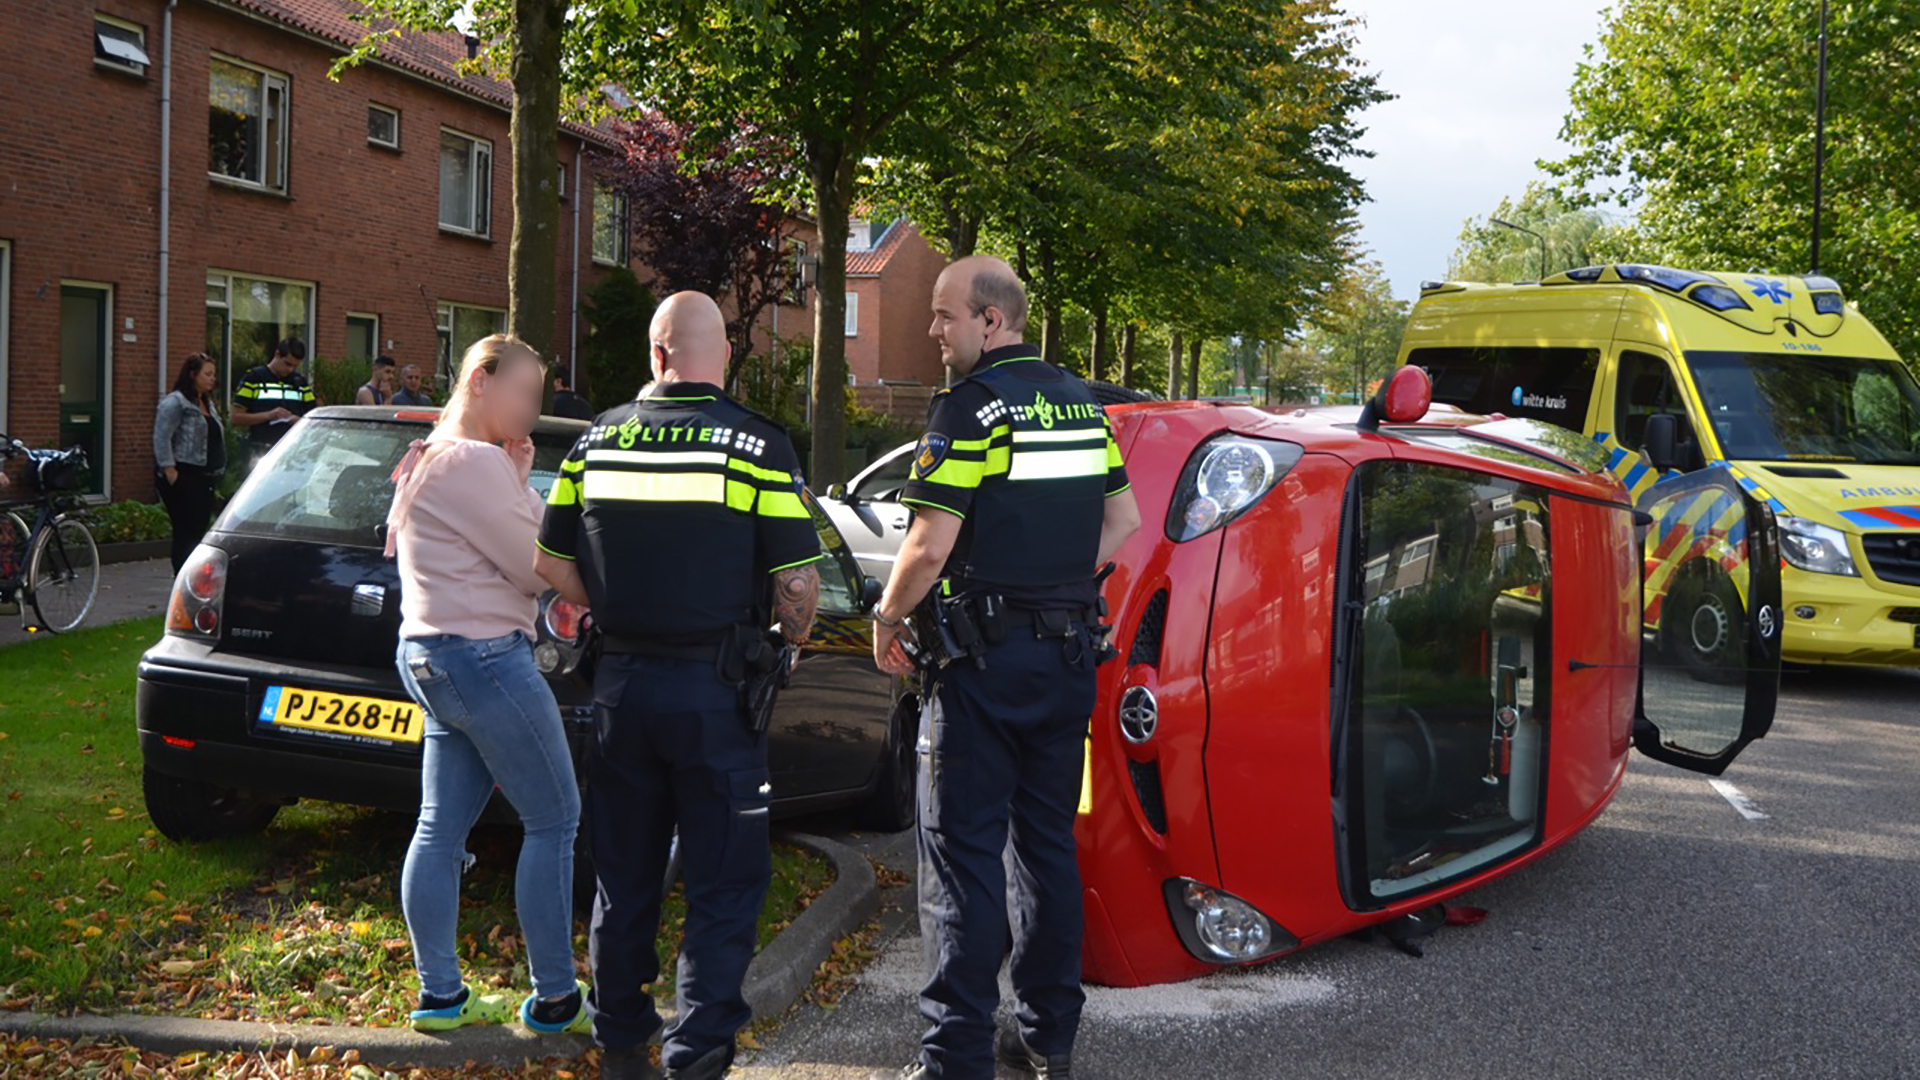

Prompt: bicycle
xmin=0 ymin=435 xmax=101 ymax=634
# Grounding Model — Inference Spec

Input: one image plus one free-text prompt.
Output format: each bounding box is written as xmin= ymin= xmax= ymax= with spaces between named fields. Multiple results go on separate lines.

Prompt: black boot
xmin=997 ymin=1027 xmax=1072 ymax=1079
xmin=600 ymin=1046 xmax=664 ymax=1080
xmin=664 ymin=1044 xmax=735 ymax=1080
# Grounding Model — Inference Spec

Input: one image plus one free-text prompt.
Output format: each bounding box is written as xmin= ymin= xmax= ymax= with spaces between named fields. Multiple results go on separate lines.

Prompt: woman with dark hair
xmin=152 ymin=353 xmax=226 ymax=572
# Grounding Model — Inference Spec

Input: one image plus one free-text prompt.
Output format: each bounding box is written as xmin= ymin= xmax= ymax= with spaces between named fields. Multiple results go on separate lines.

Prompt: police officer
xmin=535 ymin=292 xmax=821 ymax=1080
xmin=871 ymin=257 xmax=1142 ymax=1080
xmin=230 ymin=337 xmax=316 ymax=471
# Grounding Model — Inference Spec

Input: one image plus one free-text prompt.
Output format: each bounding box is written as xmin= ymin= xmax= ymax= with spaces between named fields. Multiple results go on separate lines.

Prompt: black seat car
xmin=137 ymin=406 xmax=918 ymax=847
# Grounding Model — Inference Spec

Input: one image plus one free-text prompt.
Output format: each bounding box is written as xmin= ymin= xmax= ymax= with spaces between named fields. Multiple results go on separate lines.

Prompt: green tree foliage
xmin=579 ymin=267 xmax=656 ymax=410
xmin=1552 ymin=0 xmax=1920 ymax=359
xmin=1302 ymin=261 xmax=1409 ymax=404
xmin=876 ymin=0 xmax=1384 ymax=377
xmin=1448 ymin=182 xmax=1619 ymax=284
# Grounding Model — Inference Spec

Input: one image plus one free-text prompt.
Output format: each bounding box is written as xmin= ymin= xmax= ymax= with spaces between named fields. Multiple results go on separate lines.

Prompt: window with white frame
xmin=439 ymin=129 xmax=492 ymax=236
xmin=205 ymin=271 xmax=314 ymax=408
xmin=367 ymin=103 xmax=399 ymax=149
xmin=844 ymin=292 xmax=859 ymax=337
xmin=436 ymin=302 xmax=506 ymax=384
xmin=209 ymin=56 xmax=288 ymax=192
xmin=94 ymin=14 xmax=150 ymax=76
xmin=591 ymin=185 xmax=628 ymax=265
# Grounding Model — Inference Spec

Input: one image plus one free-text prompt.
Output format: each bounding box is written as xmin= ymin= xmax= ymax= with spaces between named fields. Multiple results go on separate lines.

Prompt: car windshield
xmin=1684 ymin=350 xmax=1920 ymax=465
xmin=215 ymin=419 xmax=576 ymax=547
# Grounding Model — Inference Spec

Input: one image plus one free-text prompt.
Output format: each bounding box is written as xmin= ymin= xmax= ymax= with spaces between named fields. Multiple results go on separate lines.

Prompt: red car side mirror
xmin=1356 ymin=365 xmax=1433 ymax=431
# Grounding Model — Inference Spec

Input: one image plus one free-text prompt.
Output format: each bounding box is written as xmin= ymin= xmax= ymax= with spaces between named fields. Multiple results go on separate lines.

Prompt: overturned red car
xmin=1078 ymin=369 xmax=1781 ymax=986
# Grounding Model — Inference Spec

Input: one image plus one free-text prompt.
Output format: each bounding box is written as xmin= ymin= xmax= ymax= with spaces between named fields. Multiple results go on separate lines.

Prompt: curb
xmin=0 ymin=830 xmax=881 ymax=1069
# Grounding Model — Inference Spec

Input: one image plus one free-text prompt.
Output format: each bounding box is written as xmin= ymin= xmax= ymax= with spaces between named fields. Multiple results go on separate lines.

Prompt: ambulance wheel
xmin=1665 ymin=566 xmax=1745 ymax=684
xmin=858 ymin=696 xmax=919 ymax=833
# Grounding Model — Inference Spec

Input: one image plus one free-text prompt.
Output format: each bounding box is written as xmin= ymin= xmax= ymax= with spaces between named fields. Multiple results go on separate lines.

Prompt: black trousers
xmin=586 ymin=653 xmax=771 ymax=1070
xmin=916 ymin=626 xmax=1097 ymax=1079
xmin=155 ymin=464 xmax=215 ymax=573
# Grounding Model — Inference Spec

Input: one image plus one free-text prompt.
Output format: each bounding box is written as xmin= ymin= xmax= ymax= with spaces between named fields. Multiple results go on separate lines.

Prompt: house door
xmin=59 ymin=284 xmax=111 ymax=496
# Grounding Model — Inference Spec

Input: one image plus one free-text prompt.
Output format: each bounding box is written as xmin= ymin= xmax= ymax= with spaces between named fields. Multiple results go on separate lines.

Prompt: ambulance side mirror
xmin=1643 ymin=414 xmax=1679 ymax=472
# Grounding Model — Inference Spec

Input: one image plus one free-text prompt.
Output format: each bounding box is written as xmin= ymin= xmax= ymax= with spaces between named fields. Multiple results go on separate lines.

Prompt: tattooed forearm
xmin=772 ymin=563 xmax=820 ymax=644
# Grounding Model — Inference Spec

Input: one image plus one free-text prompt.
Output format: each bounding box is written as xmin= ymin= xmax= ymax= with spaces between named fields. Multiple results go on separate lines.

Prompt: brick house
xmin=0 ymin=0 xmax=624 ymax=501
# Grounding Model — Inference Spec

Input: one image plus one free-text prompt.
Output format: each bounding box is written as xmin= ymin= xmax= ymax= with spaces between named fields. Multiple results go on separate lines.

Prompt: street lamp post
xmin=1811 ymin=0 xmax=1830 ymax=273
xmin=1490 ymin=217 xmax=1549 ymax=282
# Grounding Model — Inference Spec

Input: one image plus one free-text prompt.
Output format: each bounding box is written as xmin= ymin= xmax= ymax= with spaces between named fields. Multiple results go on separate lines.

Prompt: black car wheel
xmin=1088 ymin=380 xmax=1153 ymax=408
xmin=857 ymin=696 xmax=919 ymax=833
xmin=142 ymin=766 xmax=280 ymax=842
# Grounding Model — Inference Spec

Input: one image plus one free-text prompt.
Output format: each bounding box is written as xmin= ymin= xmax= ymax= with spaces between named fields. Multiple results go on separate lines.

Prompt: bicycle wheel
xmin=27 ymin=517 xmax=100 ymax=633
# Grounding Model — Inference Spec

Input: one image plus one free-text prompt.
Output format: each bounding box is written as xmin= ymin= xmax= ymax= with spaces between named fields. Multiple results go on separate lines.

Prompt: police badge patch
xmin=914 ymin=433 xmax=951 ymax=479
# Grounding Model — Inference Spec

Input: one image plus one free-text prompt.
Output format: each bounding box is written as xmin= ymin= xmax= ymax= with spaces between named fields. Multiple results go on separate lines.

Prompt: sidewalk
xmin=0 ymin=556 xmax=174 ymax=648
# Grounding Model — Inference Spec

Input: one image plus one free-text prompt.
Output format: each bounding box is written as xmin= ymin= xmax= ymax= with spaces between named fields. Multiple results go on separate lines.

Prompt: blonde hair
xmin=437 ymin=333 xmax=543 ymax=430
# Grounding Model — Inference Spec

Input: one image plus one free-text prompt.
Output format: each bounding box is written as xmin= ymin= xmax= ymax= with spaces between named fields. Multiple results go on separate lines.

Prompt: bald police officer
xmin=872 ymin=257 xmax=1142 ymax=1080
xmin=536 ymin=292 xmax=821 ymax=1080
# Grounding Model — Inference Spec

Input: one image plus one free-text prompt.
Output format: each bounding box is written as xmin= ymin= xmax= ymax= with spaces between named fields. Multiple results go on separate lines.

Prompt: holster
xmin=723 ymin=624 xmax=793 ymax=736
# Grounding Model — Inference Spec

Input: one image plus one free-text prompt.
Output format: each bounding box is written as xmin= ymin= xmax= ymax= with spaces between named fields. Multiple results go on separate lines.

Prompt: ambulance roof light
xmin=1615 ymin=264 xmax=1717 ymax=293
xmin=1690 ymin=284 xmax=1753 ymax=312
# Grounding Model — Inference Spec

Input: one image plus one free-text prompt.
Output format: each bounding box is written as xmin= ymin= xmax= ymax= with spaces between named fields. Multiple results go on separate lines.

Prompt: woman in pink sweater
xmin=384 ymin=334 xmax=586 ymax=1035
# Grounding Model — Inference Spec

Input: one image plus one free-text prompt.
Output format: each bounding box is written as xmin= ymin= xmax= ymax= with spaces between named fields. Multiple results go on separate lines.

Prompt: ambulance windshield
xmin=1685 ymin=351 xmax=1920 ymax=465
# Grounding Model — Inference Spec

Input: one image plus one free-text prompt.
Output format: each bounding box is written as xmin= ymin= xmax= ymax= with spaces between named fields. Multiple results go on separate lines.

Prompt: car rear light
xmin=166 ymin=545 xmax=228 ymax=638
xmin=160 ymin=735 xmax=195 ymax=750
xmin=544 ymin=596 xmax=587 ymax=643
xmin=1164 ymin=434 xmax=1304 ymax=542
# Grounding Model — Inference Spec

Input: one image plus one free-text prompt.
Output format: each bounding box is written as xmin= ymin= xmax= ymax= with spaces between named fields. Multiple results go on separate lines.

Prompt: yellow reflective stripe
xmin=583 ymin=470 xmax=726 ymax=504
xmin=1008 ymin=446 xmax=1110 ymax=481
xmin=1107 ymin=434 xmax=1124 ymax=469
xmin=547 ymin=474 xmax=581 ymax=507
xmin=560 ymin=456 xmax=585 ymax=474
xmin=984 ymin=445 xmax=1011 ymax=476
xmin=946 ymin=434 xmax=996 ymax=452
xmin=923 ymin=456 xmax=986 ymax=488
xmin=587 ymin=448 xmax=729 ymax=467
xmin=726 ymin=478 xmax=756 ymax=512
xmin=902 ymin=496 xmax=965 ymax=518
xmin=535 ymin=538 xmax=575 ymax=561
xmin=756 ymin=488 xmax=809 ymax=519
xmin=728 ymin=458 xmax=794 ymax=484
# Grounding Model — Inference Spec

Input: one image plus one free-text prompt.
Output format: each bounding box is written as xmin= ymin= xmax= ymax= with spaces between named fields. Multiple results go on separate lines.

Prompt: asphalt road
xmin=746 ymin=663 xmax=1920 ymax=1080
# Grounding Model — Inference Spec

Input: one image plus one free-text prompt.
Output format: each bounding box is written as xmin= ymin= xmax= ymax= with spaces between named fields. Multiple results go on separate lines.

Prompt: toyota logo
xmin=1118 ymin=686 xmax=1159 ymax=744
xmin=1757 ymin=604 xmax=1777 ymax=640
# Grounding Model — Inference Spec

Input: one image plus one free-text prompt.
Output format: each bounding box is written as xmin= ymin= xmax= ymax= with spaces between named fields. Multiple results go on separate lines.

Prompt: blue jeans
xmin=396 ymin=631 xmax=582 ymax=1000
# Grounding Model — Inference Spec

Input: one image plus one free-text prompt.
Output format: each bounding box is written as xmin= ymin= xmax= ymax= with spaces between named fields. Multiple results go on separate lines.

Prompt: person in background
xmin=384 ymin=333 xmax=588 ymax=1037
xmin=231 ymin=338 xmax=315 ymax=472
xmin=357 ymin=355 xmax=398 ymax=405
xmin=548 ymin=371 xmax=595 ymax=420
xmin=153 ymin=353 xmax=227 ymax=573
xmin=391 ymin=363 xmax=435 ymax=407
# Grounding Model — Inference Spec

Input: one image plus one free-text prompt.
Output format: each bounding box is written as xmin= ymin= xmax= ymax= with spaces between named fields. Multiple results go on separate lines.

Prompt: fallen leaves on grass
xmin=0 ymin=1033 xmax=604 ymax=1079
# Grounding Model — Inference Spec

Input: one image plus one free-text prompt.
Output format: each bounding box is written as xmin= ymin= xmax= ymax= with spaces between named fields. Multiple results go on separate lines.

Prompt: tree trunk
xmin=1090 ymin=305 xmax=1110 ymax=383
xmin=807 ymin=139 xmax=855 ymax=486
xmin=1187 ymin=339 xmax=1202 ymax=399
xmin=1119 ymin=322 xmax=1136 ymax=388
xmin=508 ymin=0 xmax=563 ymax=406
xmin=1167 ymin=331 xmax=1183 ymax=399
xmin=1038 ymin=241 xmax=1063 ymax=369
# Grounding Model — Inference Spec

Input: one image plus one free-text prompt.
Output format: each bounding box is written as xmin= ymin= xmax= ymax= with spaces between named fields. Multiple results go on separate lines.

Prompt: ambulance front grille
xmin=1861 ymin=534 xmax=1920 ymax=588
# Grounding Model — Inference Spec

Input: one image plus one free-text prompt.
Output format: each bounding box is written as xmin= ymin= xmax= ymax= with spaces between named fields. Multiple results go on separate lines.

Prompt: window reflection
xmin=1345 ymin=462 xmax=1551 ymax=903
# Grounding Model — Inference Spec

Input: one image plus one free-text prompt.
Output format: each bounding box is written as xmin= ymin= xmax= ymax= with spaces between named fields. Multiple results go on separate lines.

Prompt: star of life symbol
xmin=1744 ymin=278 xmax=1792 ymax=304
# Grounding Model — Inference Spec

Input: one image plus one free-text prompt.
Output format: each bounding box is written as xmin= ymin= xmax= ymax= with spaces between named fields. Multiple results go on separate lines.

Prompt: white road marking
xmin=1708 ymin=779 xmax=1770 ymax=821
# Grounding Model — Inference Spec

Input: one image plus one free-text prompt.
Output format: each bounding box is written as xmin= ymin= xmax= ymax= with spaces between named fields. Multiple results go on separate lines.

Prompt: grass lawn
xmin=0 ymin=616 xmax=833 ymax=1028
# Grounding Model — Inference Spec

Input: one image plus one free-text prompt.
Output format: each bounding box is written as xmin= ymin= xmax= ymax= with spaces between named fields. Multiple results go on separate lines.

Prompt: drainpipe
xmin=157 ymin=0 xmax=177 ymax=395
xmin=569 ymin=136 xmax=582 ymax=385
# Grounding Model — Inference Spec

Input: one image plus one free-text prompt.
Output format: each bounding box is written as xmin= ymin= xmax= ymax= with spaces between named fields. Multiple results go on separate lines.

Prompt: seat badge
xmin=351 ymin=583 xmax=387 ymax=617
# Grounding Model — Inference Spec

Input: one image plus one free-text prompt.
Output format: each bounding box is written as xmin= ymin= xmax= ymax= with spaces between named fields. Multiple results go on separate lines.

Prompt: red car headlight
xmin=1165 ymin=434 xmax=1304 ymax=541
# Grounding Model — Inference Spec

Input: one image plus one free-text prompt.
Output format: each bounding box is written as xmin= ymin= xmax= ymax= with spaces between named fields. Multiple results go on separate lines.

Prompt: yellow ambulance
xmin=1398 ymin=263 xmax=1920 ymax=666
